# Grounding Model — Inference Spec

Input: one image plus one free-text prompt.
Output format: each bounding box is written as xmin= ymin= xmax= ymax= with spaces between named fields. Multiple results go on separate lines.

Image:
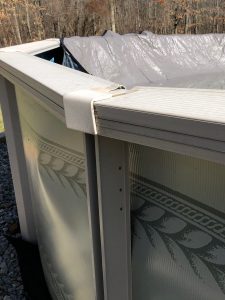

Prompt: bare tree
xmin=1 ymin=0 xmax=225 ymax=47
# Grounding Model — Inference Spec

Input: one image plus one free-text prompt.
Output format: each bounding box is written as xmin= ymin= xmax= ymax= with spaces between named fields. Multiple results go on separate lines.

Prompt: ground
xmin=0 ymin=138 xmax=26 ymax=299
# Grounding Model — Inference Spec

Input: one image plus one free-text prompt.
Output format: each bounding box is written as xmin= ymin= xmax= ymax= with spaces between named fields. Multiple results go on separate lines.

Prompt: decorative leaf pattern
xmin=37 ymin=137 xmax=86 ymax=196
xmin=37 ymin=138 xmax=87 ymax=300
xmin=131 ymin=174 xmax=225 ymax=296
xmin=23 ymin=124 xmax=87 ymax=300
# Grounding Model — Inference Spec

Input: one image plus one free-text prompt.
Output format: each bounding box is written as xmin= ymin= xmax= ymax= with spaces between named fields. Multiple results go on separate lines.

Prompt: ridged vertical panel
xmin=130 ymin=144 xmax=225 ymax=300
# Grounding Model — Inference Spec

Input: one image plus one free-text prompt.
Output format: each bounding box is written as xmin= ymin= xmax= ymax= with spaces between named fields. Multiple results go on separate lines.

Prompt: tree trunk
xmin=25 ymin=0 xmax=32 ymax=39
xmin=12 ymin=7 xmax=22 ymax=44
xmin=184 ymin=11 xmax=189 ymax=33
xmin=216 ymin=0 xmax=219 ymax=33
xmin=109 ymin=0 xmax=116 ymax=32
xmin=135 ymin=0 xmax=140 ymax=31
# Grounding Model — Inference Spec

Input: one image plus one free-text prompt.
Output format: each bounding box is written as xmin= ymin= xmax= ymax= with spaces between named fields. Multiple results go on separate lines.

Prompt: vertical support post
xmin=0 ymin=76 xmax=35 ymax=241
xmin=95 ymin=136 xmax=132 ymax=300
xmin=84 ymin=134 xmax=104 ymax=300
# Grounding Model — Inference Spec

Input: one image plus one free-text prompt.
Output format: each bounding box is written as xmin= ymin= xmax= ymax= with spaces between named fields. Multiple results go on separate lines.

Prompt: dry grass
xmin=0 ymin=107 xmax=4 ymax=133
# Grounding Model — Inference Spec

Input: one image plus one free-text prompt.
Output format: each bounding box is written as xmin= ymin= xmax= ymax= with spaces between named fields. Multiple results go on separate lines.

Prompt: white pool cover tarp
xmin=63 ymin=31 xmax=225 ymax=89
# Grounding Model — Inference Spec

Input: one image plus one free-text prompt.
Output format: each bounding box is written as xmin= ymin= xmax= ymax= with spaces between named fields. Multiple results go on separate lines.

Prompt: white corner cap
xmin=63 ymin=89 xmax=113 ymax=134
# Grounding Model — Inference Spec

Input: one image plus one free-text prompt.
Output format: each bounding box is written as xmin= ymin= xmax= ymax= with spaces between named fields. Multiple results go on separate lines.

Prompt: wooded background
xmin=1 ymin=0 xmax=225 ymax=47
